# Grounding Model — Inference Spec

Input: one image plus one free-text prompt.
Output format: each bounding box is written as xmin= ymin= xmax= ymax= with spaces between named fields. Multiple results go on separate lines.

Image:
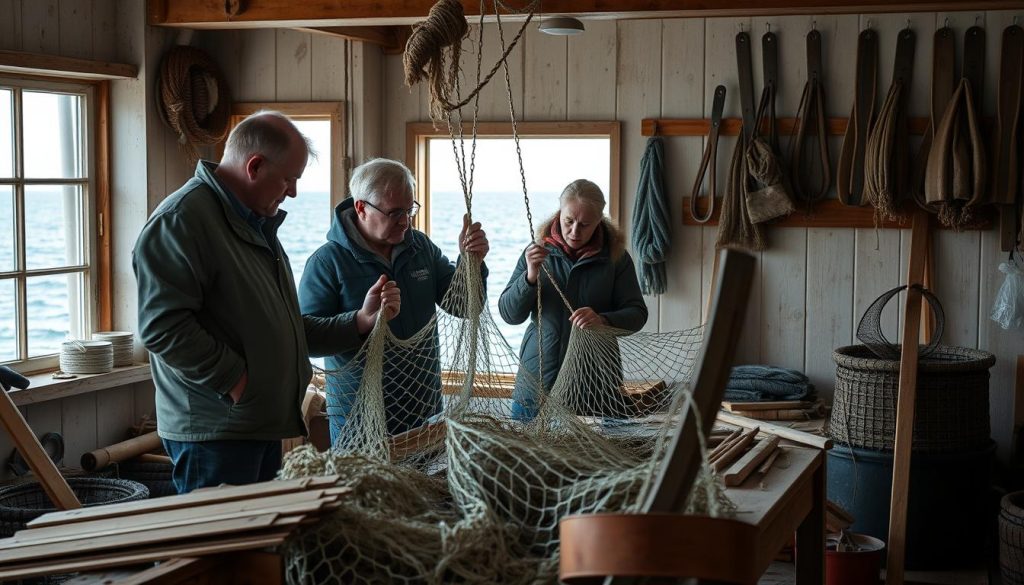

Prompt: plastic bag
xmin=991 ymin=252 xmax=1024 ymax=330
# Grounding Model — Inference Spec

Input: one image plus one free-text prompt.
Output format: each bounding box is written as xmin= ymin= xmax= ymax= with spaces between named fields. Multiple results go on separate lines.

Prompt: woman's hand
xmin=569 ymin=307 xmax=608 ymax=329
xmin=524 ymin=243 xmax=550 ymax=285
xmin=356 ymin=275 xmax=401 ymax=334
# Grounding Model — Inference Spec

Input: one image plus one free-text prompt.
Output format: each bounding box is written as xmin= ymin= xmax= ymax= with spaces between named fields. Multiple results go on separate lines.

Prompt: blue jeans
xmin=162 ymin=439 xmax=281 ymax=494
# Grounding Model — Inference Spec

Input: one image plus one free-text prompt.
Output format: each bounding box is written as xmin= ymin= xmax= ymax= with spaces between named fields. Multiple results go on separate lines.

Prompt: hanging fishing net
xmin=278 ymin=2 xmax=731 ymax=582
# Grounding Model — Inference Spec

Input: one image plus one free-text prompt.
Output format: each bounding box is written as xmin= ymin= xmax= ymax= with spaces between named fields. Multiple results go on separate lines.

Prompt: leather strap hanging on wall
xmin=689 ymin=85 xmax=727 ymax=224
xmin=716 ymin=31 xmax=765 ymax=251
xmin=863 ymin=28 xmax=915 ymax=222
xmin=789 ymin=28 xmax=831 ymax=206
xmin=910 ymin=27 xmax=955 ymax=212
xmin=837 ymin=29 xmax=878 ymax=206
xmin=993 ymin=25 xmax=1024 ymax=250
xmin=762 ymin=30 xmax=780 ymax=153
xmin=926 ymin=26 xmax=988 ymax=229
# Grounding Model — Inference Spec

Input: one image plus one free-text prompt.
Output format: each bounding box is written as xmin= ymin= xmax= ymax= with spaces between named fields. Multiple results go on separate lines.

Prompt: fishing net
xmin=277 ymin=2 xmax=730 ymax=583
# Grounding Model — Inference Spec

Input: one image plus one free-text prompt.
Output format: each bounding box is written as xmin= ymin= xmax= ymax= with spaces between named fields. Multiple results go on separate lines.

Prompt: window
xmin=1 ymin=77 xmax=99 ymax=371
xmin=408 ymin=122 xmax=620 ymax=350
xmin=228 ymin=103 xmax=345 ymax=287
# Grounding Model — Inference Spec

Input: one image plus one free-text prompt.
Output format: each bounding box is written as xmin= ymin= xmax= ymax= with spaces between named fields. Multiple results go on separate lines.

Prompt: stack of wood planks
xmin=0 ymin=475 xmax=350 ymax=581
xmin=708 ymin=426 xmax=783 ymax=487
xmin=721 ymin=399 xmax=827 ymax=421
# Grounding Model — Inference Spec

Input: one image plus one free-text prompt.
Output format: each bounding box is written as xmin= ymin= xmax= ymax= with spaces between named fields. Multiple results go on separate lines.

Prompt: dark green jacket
xmin=134 ymin=162 xmax=358 ymax=442
xmin=498 ymin=218 xmax=648 ymax=415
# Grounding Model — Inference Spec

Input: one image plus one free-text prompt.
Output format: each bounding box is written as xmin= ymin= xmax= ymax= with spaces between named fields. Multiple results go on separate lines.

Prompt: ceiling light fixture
xmin=538 ymin=16 xmax=585 ymax=36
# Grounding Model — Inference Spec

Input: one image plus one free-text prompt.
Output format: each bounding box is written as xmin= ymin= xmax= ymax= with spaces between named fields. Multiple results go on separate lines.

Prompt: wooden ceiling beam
xmin=148 ymin=0 xmax=1024 ymax=29
xmin=296 ymin=26 xmax=411 ymax=54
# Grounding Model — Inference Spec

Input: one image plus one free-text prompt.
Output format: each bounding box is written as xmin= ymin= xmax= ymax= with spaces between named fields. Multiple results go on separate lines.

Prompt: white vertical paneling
xmin=96 ymin=387 xmax=135 ymax=450
xmin=0 ymin=0 xmax=22 ymax=51
xmin=617 ymin=19 xmax=663 ymax=333
xmin=91 ymin=0 xmax=116 ymax=62
xmin=756 ymin=15 xmax=807 ymax=371
xmin=805 ymin=14 xmax=858 ymax=400
xmin=238 ymin=29 xmax=278 ymax=102
xmin=58 ymin=0 xmax=91 ymax=58
xmin=61 ymin=393 xmax=96 ymax=471
xmin=24 ymin=401 xmax=63 ymax=442
xmin=311 ymin=35 xmax=345 ymax=101
xmin=659 ymin=18 xmax=704 ymax=333
xmin=20 ymin=0 xmax=58 ymax=53
xmin=384 ymin=53 xmax=423 ymax=162
xmin=353 ymin=43 xmax=383 ymax=161
xmin=523 ymin=27 xmax=567 ymax=121
xmin=703 ymin=16 xmax=760 ymax=360
xmin=465 ymin=22 xmax=524 ymax=120
xmin=567 ymin=20 xmax=615 ymax=120
xmin=979 ymin=9 xmax=1024 ymax=457
xmin=275 ymin=30 xmax=312 ymax=102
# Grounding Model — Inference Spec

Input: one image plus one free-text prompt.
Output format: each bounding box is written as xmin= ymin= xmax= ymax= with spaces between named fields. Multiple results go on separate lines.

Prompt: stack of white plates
xmin=93 ymin=331 xmax=134 ymax=367
xmin=60 ymin=340 xmax=114 ymax=374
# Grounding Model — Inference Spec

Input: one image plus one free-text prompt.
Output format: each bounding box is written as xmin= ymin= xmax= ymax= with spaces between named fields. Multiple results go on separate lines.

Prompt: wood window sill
xmin=8 ymin=365 xmax=152 ymax=407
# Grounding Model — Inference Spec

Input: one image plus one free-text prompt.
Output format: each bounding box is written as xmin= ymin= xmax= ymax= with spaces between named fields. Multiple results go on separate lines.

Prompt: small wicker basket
xmin=0 ymin=477 xmax=149 ymax=537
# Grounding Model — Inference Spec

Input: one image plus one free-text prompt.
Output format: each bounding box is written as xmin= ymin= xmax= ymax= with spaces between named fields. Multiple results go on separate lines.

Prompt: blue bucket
xmin=827 ymin=441 xmax=995 ymax=570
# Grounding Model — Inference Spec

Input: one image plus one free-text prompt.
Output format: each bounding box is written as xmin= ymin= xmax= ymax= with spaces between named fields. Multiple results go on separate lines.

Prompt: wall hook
xmin=766 ymin=22 xmax=771 ymax=34
xmin=811 ymin=19 xmax=817 ymax=33
xmin=904 ymin=18 xmax=911 ymax=31
xmin=975 ymin=14 xmax=981 ymax=27
xmin=943 ymin=17 xmax=949 ymax=29
xmin=865 ymin=18 xmax=873 ymax=31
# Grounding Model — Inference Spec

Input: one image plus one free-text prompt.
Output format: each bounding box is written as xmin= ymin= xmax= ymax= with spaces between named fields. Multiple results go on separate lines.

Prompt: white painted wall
xmin=376 ymin=12 xmax=1024 ymax=458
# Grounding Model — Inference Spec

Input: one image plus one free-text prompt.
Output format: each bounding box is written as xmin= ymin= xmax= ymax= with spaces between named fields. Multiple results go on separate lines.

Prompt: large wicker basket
xmin=827 ymin=344 xmax=994 ymax=452
xmin=0 ymin=477 xmax=149 ymax=537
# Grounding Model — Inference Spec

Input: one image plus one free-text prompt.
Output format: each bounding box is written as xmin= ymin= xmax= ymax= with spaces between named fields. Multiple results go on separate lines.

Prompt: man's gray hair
xmin=349 ymin=158 xmax=415 ymax=204
xmin=221 ymin=110 xmax=317 ymax=166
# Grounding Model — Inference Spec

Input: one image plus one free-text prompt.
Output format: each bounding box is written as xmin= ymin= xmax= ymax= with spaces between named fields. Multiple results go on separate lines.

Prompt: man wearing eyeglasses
xmin=299 ymin=158 xmax=489 ymax=442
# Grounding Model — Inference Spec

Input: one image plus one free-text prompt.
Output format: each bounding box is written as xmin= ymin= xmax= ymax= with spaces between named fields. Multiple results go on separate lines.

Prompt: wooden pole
xmin=885 ymin=208 xmax=930 ymax=585
xmin=0 ymin=390 xmax=81 ymax=510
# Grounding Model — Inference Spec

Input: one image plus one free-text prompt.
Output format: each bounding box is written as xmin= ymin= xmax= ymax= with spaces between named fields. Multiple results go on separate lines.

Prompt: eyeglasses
xmin=363 ymin=200 xmax=420 ymax=221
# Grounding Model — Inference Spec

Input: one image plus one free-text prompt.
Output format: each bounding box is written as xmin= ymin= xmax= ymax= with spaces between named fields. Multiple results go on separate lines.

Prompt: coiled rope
xmin=157 ymin=45 xmax=231 ymax=164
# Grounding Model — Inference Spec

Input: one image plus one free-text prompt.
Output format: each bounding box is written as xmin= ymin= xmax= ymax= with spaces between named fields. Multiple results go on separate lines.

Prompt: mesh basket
xmin=109 ymin=460 xmax=176 ymax=498
xmin=0 ymin=477 xmax=149 ymax=537
xmin=1002 ymin=491 xmax=1024 ymax=585
xmin=827 ymin=344 xmax=994 ymax=452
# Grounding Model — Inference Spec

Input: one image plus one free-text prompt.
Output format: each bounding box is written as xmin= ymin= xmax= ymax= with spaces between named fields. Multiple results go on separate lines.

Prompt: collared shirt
xmin=201 ymin=161 xmax=274 ymax=250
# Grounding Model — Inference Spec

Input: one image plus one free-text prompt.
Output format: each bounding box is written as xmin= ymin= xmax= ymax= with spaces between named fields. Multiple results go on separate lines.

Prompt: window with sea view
xmin=0 ymin=77 xmax=96 ymax=370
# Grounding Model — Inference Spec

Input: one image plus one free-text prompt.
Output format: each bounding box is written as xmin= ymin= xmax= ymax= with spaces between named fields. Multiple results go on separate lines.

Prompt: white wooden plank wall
xmin=376 ymin=12 xmax=1024 ymax=458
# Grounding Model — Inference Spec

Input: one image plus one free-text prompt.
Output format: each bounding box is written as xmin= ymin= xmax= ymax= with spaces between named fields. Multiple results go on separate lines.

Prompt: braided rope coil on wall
xmin=157 ymin=45 xmax=232 ymax=164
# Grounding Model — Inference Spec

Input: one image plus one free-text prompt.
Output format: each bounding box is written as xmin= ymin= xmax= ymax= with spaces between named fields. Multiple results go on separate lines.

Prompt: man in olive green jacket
xmin=134 ymin=112 xmax=400 ymax=493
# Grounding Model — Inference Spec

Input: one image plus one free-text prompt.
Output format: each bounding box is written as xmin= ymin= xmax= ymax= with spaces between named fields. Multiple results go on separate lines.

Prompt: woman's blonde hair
xmin=559 ymin=179 xmax=606 ymax=214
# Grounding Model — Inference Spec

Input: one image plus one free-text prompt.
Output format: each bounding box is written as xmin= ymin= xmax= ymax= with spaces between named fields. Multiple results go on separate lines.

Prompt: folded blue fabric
xmin=723 ymin=365 xmax=814 ymax=402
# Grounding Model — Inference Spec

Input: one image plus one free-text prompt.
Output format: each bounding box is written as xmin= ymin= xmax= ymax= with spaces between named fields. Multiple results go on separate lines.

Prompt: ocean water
xmin=1 ymin=189 xmax=559 ymax=363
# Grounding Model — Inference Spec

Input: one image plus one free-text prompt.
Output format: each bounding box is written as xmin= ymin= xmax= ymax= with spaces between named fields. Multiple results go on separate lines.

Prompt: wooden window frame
xmin=226 ymin=102 xmax=347 ymax=207
xmin=0 ymin=74 xmax=110 ymax=373
xmin=405 ymin=121 xmax=621 ymax=235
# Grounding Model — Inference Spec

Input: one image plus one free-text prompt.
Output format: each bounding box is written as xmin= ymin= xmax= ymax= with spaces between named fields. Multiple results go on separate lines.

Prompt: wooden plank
xmin=59 ymin=0 xmax=94 ymax=59
xmin=523 ymin=26 xmax=567 ymax=121
xmin=61 ymin=392 xmax=97 ymax=473
xmin=641 ymin=115 xmax=931 ymax=136
xmin=299 ymin=25 xmax=404 ymax=50
xmin=27 ymin=476 xmax=341 ymax=527
xmin=567 ymin=19 xmax=615 ymax=119
xmin=722 ymin=400 xmax=814 ymax=411
xmin=237 ymin=29 xmax=277 ymax=101
xmin=659 ymin=17 xmax=704 ymax=333
xmin=642 ymin=249 xmax=756 ymax=514
xmin=0 ymin=530 xmax=290 ymax=581
xmin=96 ymin=79 xmax=113 ymax=331
xmin=98 ymin=556 xmax=218 ymax=585
xmin=11 ymin=365 xmax=152 ymax=407
xmin=617 ymin=19 xmax=663 ymax=333
xmin=717 ymin=410 xmax=832 ymax=449
xmin=0 ymin=0 xmax=21 ymax=51
xmin=723 ymin=434 xmax=781 ymax=486
xmin=94 ymin=386 xmax=134 ymax=455
xmin=7 ymin=497 xmax=337 ymax=547
xmin=885 ymin=208 xmax=929 ymax=585
xmin=0 ymin=388 xmax=80 ymax=509
xmin=90 ymin=0 xmax=118 ymax=62
xmin=275 ymin=29 xmax=312 ymax=102
xmin=0 ymin=50 xmax=137 ymax=80
xmin=0 ymin=513 xmax=293 ymax=563
xmin=20 ymin=0 xmax=58 ymax=54
xmin=385 ymin=52 xmax=421 ymax=161
xmin=147 ymin=0 xmax=1024 ymax=28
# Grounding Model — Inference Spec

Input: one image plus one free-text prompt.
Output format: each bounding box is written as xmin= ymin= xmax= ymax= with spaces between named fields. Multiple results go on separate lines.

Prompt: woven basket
xmin=0 ymin=477 xmax=149 ymax=537
xmin=111 ymin=460 xmax=176 ymax=498
xmin=1003 ymin=491 xmax=1024 ymax=585
xmin=827 ymin=344 xmax=994 ymax=452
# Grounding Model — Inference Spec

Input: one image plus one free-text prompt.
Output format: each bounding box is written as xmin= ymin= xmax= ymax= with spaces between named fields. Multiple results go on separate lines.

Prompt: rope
xmin=863 ymin=80 xmax=905 ymax=223
xmin=157 ymin=45 xmax=231 ymax=164
xmin=631 ymin=137 xmax=670 ymax=295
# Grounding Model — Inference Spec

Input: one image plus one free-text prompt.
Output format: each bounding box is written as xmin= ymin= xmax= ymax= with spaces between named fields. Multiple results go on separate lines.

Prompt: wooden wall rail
xmin=642 ymin=116 xmax=931 ymax=137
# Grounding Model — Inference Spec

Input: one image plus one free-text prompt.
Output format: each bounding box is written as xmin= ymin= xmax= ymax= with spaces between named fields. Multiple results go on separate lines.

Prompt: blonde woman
xmin=499 ymin=179 xmax=648 ymax=420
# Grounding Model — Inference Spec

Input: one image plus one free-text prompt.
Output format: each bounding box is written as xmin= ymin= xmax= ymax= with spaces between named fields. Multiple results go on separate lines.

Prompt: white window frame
xmin=0 ymin=76 xmax=97 ymax=373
